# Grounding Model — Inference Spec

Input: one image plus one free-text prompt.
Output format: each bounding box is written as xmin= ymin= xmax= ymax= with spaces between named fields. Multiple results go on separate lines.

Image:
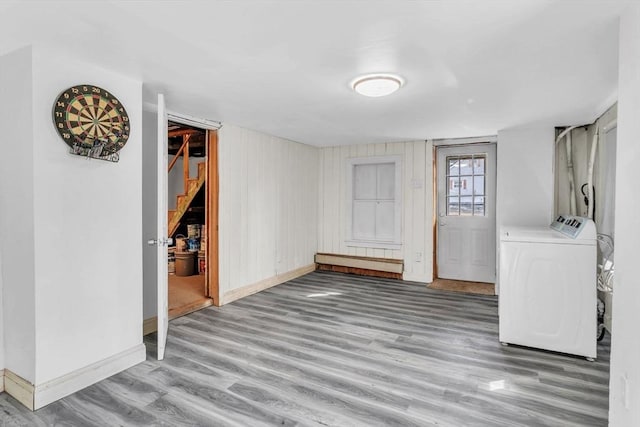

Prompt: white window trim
xmin=345 ymin=155 xmax=402 ymax=250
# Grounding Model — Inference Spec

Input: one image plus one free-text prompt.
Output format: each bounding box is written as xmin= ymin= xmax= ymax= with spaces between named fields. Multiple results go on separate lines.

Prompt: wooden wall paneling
xmin=385 ymin=142 xmax=400 ymax=260
xmin=413 ymin=141 xmax=427 ymax=279
xmin=226 ymin=127 xmax=239 ymax=292
xmin=246 ymin=129 xmax=257 ymax=281
xmin=317 ymin=147 xmax=323 ymax=252
xmin=372 ymin=143 xmax=385 ymax=259
xmin=240 ymin=128 xmax=250 ymax=285
xmin=354 ymin=144 xmax=368 ymax=257
xmin=217 ymin=124 xmax=319 ymax=302
xmin=259 ymin=132 xmax=271 ymax=280
xmin=338 ymin=145 xmax=350 ymax=256
xmin=332 ymin=147 xmax=341 ymax=255
xmin=228 ymin=126 xmax=243 ymax=294
xmin=287 ymin=143 xmax=295 ymax=272
xmin=401 ymin=142 xmax=414 ymax=276
xmin=317 ymin=140 xmax=434 ymax=283
xmin=261 ymin=134 xmax=276 ymax=281
xmin=278 ymin=136 xmax=286 ymax=275
xmin=321 ymin=148 xmax=332 ymax=254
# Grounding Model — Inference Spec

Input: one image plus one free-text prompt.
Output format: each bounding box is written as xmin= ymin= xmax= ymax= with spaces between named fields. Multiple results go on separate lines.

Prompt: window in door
xmin=446 ymin=154 xmax=486 ymax=216
xmin=346 ymin=156 xmax=402 ymax=249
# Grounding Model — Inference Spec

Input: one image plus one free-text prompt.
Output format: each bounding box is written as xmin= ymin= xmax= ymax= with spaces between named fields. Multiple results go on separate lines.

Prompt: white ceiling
xmin=0 ymin=0 xmax=624 ymax=147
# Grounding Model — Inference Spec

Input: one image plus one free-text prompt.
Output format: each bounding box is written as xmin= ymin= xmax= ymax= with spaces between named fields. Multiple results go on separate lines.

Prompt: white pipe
xmin=565 ymin=131 xmax=577 ymax=215
xmin=587 ymin=129 xmax=599 ymax=219
xmin=602 ymin=118 xmax=617 ymax=133
xmin=555 ymin=125 xmax=579 ymax=145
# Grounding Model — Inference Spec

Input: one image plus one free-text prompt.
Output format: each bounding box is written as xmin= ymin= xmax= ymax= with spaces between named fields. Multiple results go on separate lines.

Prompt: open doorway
xmin=166 ymin=121 xmax=217 ymax=318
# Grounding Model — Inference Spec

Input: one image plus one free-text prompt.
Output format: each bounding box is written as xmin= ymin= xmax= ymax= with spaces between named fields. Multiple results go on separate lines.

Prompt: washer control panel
xmin=550 ymin=215 xmax=588 ymax=238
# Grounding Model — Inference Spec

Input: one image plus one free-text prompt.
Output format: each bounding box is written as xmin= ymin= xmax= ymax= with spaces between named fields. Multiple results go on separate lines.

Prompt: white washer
xmin=499 ymin=216 xmax=597 ymax=359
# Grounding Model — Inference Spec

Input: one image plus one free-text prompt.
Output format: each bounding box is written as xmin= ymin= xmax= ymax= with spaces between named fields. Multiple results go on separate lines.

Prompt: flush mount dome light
xmin=351 ymin=74 xmax=404 ymax=97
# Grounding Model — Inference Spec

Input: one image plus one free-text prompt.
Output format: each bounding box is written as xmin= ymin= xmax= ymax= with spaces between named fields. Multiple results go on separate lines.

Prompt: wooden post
xmin=183 ymin=135 xmax=190 ymax=194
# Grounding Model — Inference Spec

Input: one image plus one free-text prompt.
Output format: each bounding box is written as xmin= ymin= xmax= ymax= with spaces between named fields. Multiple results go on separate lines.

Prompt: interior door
xmin=436 ymin=143 xmax=496 ymax=283
xmin=155 ymin=94 xmax=169 ymax=360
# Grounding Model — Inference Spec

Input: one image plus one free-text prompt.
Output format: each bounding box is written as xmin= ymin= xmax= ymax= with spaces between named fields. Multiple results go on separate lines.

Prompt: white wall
xmin=30 ymin=47 xmax=144 ymax=384
xmin=495 ymin=127 xmax=554 ymax=294
xmin=218 ymin=124 xmax=319 ymax=298
xmin=0 ymin=46 xmax=36 ymax=382
xmin=0 ymin=46 xmax=144 ymax=405
xmin=317 ymin=141 xmax=433 ymax=283
xmin=496 ymin=127 xmax=555 ymax=227
xmin=609 ymin=4 xmax=640 ymax=425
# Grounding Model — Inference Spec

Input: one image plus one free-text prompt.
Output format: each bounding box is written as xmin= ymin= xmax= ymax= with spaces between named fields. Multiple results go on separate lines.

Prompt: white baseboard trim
xmin=2 ymin=343 xmax=147 ymax=411
xmin=220 ymin=263 xmax=316 ymax=305
xmin=34 ymin=343 xmax=146 ymax=410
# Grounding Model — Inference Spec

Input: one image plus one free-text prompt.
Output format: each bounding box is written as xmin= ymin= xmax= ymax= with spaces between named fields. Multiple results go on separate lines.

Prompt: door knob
xmin=147 ymin=238 xmax=173 ymax=246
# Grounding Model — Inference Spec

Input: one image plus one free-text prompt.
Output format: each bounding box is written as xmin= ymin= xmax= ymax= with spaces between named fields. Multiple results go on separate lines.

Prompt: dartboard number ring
xmin=52 ymin=84 xmax=130 ymax=156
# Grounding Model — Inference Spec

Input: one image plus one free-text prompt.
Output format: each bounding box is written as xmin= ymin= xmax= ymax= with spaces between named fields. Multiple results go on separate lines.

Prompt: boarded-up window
xmin=347 ymin=156 xmax=402 ymax=248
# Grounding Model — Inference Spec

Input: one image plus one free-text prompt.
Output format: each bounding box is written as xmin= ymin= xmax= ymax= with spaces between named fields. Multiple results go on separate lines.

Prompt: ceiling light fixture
xmin=351 ymin=73 xmax=404 ymax=97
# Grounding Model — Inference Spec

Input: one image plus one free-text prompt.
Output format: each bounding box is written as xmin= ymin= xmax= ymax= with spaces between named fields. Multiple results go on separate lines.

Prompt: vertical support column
xmin=182 ymin=134 xmax=190 ymax=194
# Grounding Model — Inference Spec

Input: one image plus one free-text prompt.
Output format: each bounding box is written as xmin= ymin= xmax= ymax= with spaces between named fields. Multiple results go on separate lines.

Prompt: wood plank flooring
xmin=169 ymin=274 xmax=212 ymax=319
xmin=0 ymin=271 xmax=610 ymax=426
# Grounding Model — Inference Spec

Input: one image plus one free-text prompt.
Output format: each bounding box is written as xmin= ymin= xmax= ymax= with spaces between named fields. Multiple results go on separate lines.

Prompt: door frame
xmin=206 ymin=129 xmax=220 ymax=305
xmin=432 ymin=137 xmax=497 ymax=282
xmin=165 ymin=112 xmax=221 ymax=305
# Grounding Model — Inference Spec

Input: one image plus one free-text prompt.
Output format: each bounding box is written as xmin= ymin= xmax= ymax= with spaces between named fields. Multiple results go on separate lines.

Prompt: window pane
xmin=474 ymin=175 xmax=485 ymax=196
xmin=448 ymin=177 xmax=460 ymax=196
xmin=459 ymin=176 xmax=473 ymax=196
xmin=460 ymin=196 xmax=473 ymax=216
xmin=354 ymin=164 xmax=376 ymax=199
xmin=474 ymin=196 xmax=485 ymax=216
xmin=375 ymin=201 xmax=395 ymax=240
xmin=447 ymin=196 xmax=459 ymax=216
xmin=352 ymin=200 xmax=376 ymax=240
xmin=448 ymin=158 xmax=459 ymax=175
xmin=376 ymin=163 xmax=395 ymax=200
xmin=459 ymin=158 xmax=472 ymax=174
xmin=473 ymin=157 xmax=485 ymax=174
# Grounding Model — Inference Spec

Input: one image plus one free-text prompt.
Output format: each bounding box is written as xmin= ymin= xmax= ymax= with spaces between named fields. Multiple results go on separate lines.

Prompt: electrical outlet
xmin=415 ymin=252 xmax=422 ymax=263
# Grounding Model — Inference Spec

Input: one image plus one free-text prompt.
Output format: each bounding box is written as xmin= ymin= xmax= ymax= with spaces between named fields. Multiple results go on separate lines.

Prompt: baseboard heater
xmin=314 ymin=253 xmax=403 ymax=279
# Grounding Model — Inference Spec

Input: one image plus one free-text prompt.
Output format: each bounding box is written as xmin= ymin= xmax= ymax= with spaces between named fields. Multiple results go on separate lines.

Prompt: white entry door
xmin=436 ymin=143 xmax=496 ymax=283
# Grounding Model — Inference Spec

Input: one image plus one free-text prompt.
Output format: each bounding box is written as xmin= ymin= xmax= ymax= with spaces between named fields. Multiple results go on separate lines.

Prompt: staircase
xmin=168 ymin=161 xmax=206 ymax=237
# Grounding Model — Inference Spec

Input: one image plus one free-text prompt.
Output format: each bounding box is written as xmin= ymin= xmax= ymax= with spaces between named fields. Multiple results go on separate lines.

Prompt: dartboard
xmin=52 ymin=84 xmax=130 ymax=156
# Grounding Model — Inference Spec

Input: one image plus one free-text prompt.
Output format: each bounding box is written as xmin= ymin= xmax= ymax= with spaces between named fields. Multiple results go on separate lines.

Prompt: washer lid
xmin=500 ymin=225 xmax=596 ymax=245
